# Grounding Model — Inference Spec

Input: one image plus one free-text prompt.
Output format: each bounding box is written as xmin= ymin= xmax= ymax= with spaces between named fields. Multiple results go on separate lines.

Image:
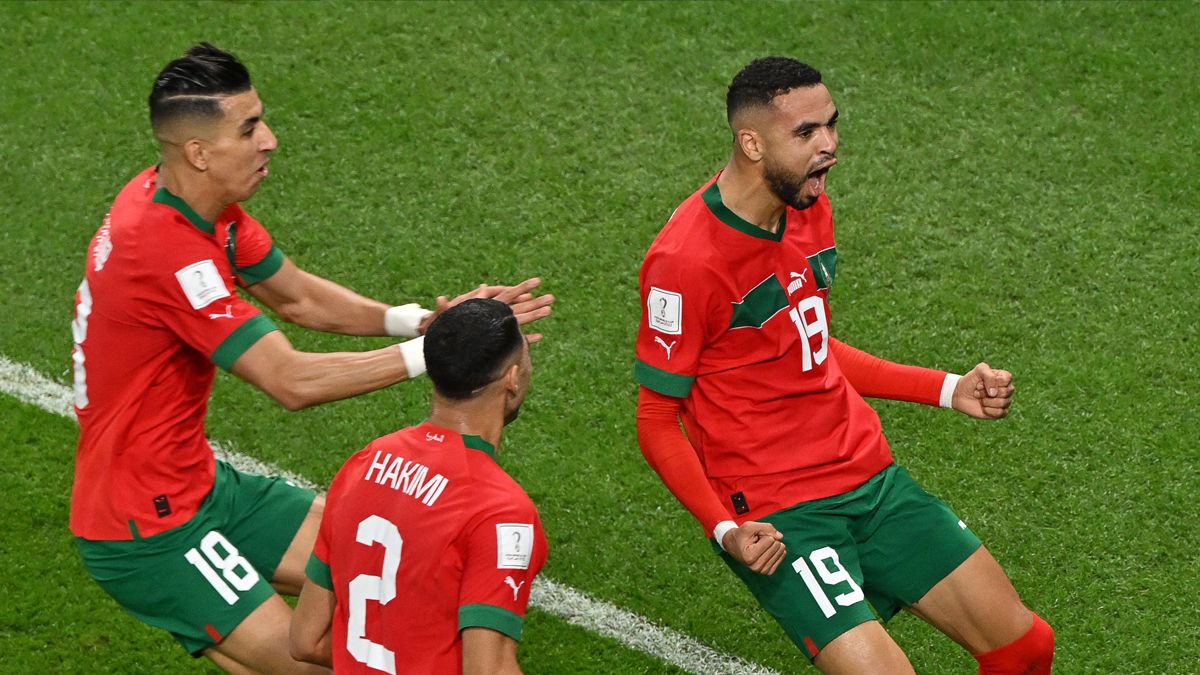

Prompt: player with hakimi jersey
xmin=71 ymin=43 xmax=551 ymax=673
xmin=634 ymin=57 xmax=1053 ymax=672
xmin=291 ymin=299 xmax=546 ymax=674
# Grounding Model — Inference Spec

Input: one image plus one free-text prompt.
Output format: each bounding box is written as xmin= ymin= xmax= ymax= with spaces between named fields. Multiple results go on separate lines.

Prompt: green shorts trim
xmin=715 ymin=464 xmax=982 ymax=661
xmin=76 ymin=460 xmax=316 ymax=655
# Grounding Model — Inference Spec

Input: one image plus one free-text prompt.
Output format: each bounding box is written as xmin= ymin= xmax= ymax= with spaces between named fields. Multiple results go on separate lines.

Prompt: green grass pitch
xmin=1 ymin=1 xmax=1197 ymax=672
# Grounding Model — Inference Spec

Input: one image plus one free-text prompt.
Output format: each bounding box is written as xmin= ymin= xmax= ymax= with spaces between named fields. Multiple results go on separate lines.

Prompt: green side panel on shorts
xmin=634 ymin=359 xmax=693 ymax=397
xmin=152 ymin=186 xmax=214 ymax=234
xmin=702 ymin=181 xmax=786 ymax=241
xmin=459 ymin=603 xmax=524 ymax=641
xmin=211 ymin=314 xmax=278 ymax=371
xmin=806 ymin=248 xmax=837 ymax=290
xmin=237 ymin=245 xmax=285 ymax=285
xmin=306 ymin=552 xmax=334 ymax=591
xmin=729 ymin=276 xmax=789 ymax=329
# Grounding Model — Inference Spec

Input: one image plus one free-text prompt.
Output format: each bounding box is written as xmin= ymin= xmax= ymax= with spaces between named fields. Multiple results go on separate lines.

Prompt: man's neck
xmin=715 ymin=159 xmax=787 ymax=233
xmin=427 ymin=396 xmax=506 ymax=452
xmin=156 ymin=161 xmax=229 ymax=225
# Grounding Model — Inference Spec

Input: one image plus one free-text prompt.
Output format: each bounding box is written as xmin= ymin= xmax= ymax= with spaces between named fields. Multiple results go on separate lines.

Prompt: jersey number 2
xmin=348 ymin=515 xmax=403 ymax=674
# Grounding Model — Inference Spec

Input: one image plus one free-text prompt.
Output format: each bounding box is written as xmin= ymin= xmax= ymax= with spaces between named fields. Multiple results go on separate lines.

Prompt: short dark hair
xmin=425 ymin=299 xmax=524 ymax=400
xmin=726 ymin=57 xmax=822 ymax=124
xmin=149 ymin=43 xmax=251 ymax=131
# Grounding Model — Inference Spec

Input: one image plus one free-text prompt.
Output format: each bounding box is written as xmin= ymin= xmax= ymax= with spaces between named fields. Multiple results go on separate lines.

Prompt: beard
xmin=764 ymin=159 xmax=817 ymax=211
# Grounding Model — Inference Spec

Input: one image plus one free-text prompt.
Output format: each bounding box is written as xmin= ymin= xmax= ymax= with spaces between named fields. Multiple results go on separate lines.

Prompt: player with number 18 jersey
xmin=307 ymin=422 xmax=547 ymax=674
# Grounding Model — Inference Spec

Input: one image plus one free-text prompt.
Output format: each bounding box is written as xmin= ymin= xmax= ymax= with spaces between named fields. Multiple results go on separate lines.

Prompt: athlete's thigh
xmin=855 ymin=465 xmax=982 ymax=622
xmin=813 ymin=620 xmax=914 ymax=675
xmin=905 ymin=546 xmax=1032 ymax=654
xmin=217 ymin=461 xmax=317 ymax=592
xmin=718 ymin=508 xmax=876 ymax=662
xmin=204 ymin=593 xmax=330 ymax=675
xmin=271 ymin=496 xmax=324 ymax=594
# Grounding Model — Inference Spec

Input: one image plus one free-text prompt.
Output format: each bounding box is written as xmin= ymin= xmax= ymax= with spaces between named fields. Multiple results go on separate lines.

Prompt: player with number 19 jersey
xmin=634 ymin=174 xmax=894 ymax=523
xmin=307 ymin=422 xmax=547 ymax=674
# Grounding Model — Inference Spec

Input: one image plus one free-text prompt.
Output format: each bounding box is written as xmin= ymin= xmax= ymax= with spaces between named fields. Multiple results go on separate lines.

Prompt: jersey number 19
xmin=788 ymin=296 xmax=829 ymax=372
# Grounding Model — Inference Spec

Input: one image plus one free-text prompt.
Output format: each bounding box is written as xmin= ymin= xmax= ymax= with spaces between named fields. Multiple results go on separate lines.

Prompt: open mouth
xmin=255 ymin=160 xmax=270 ymax=177
xmin=806 ymin=165 xmax=831 ymax=195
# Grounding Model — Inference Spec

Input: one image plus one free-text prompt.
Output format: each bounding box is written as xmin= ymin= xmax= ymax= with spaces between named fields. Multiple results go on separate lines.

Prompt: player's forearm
xmin=636 ymin=388 xmax=734 ymax=533
xmin=272 ymin=345 xmax=416 ymax=410
xmin=272 ymin=271 xmax=393 ymax=336
xmin=830 ymin=338 xmax=947 ymax=406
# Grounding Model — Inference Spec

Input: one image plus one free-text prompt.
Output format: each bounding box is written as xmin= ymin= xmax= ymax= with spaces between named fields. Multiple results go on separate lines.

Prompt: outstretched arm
xmin=636 ymin=387 xmax=786 ymax=575
xmin=231 ymin=330 xmax=418 ymax=411
xmin=247 ymin=259 xmax=554 ymax=338
xmin=832 ymin=339 xmax=1014 ymax=419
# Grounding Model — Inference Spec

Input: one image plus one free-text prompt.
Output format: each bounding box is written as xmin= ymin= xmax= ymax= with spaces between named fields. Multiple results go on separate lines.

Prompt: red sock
xmin=974 ymin=613 xmax=1054 ymax=675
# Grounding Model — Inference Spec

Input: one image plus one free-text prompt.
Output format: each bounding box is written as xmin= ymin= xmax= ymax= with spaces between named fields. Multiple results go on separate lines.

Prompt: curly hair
xmin=726 ymin=57 xmax=822 ymax=124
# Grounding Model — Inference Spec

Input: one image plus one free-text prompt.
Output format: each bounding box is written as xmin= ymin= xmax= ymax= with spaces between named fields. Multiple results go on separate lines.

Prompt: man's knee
xmin=974 ymin=612 xmax=1054 ymax=675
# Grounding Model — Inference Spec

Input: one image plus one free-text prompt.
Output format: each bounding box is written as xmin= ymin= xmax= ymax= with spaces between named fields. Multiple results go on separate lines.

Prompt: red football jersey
xmin=71 ymin=166 xmax=284 ymax=540
xmin=308 ymin=423 xmax=547 ymax=675
xmin=634 ymin=174 xmax=893 ymax=522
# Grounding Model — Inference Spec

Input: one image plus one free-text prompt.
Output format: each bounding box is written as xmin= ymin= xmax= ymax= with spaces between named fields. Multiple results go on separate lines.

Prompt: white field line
xmin=0 ymin=355 xmax=779 ymax=675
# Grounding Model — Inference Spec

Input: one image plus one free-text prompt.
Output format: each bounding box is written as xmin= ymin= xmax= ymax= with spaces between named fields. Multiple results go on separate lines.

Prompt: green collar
xmin=152 ymin=186 xmax=215 ymax=234
xmin=461 ymin=434 xmax=496 ymax=459
xmin=701 ymin=180 xmax=786 ymax=242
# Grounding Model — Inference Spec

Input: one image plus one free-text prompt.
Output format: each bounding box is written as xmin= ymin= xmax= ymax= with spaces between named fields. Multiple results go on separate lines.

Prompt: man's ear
xmin=504 ymin=363 xmax=521 ymax=394
xmin=736 ymin=127 xmax=766 ymax=163
xmin=182 ymin=138 xmax=209 ymax=171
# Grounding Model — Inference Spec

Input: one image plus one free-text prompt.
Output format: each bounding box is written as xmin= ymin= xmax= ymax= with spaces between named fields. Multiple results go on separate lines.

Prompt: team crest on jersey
xmin=175 ymin=259 xmax=230 ymax=310
xmin=496 ymin=523 xmax=534 ymax=570
xmin=647 ymin=287 xmax=682 ymax=335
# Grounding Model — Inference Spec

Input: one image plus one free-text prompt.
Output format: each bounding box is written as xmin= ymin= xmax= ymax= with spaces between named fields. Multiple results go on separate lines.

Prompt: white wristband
xmin=397 ymin=336 xmax=426 ymax=379
xmin=713 ymin=520 xmax=738 ymax=553
xmin=384 ymin=304 xmax=432 ymax=338
xmin=939 ymin=373 xmax=961 ymax=409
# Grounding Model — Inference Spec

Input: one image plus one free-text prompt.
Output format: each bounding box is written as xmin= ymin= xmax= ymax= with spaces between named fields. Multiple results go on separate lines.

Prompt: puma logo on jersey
xmin=207 ymin=304 xmax=234 ymax=319
xmin=503 ymin=575 xmax=525 ymax=601
xmin=654 ymin=336 xmax=677 ymax=360
xmin=425 ymin=432 xmax=445 ymax=443
xmin=787 ymin=270 xmax=808 ymax=295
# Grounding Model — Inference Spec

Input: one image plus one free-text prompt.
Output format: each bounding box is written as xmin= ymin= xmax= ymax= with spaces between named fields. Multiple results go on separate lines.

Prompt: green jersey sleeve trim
xmin=237 ymin=245 xmax=285 ymax=285
xmin=458 ymin=604 xmax=524 ymax=641
xmin=305 ymin=552 xmax=334 ymax=591
xmin=634 ymin=360 xmax=694 ymax=397
xmin=212 ymin=314 xmax=278 ymax=371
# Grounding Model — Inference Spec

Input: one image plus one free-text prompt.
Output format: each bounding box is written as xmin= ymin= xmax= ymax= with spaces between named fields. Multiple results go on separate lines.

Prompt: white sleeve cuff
xmin=384 ymin=304 xmax=433 ymax=338
xmin=397 ymin=336 xmax=426 ymax=379
xmin=939 ymin=373 xmax=961 ymax=409
xmin=713 ymin=520 xmax=738 ymax=553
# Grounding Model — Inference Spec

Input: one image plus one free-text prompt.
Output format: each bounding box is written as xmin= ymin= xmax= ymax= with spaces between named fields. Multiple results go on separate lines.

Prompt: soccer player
xmin=70 ymin=44 xmax=551 ymax=673
xmin=289 ymin=298 xmax=545 ymax=674
xmin=634 ymin=57 xmax=1054 ymax=673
